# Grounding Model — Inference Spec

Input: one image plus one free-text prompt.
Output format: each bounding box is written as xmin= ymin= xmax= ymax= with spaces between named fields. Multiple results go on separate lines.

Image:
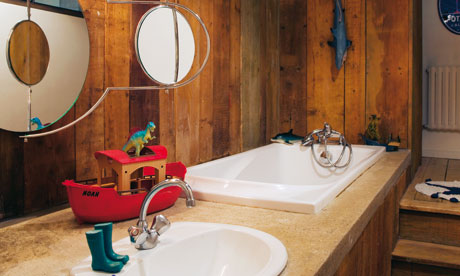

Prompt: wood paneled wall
xmin=0 ymin=0 xmax=421 ymax=217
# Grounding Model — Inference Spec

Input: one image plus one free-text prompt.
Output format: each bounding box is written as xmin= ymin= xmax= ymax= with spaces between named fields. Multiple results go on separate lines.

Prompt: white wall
xmin=0 ymin=2 xmax=89 ymax=132
xmin=422 ymin=0 xmax=460 ymax=159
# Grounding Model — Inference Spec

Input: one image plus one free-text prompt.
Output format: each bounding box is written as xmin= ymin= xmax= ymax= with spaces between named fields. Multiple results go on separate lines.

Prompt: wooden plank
xmin=104 ymin=1 xmax=130 ymax=150
xmin=446 ymin=159 xmax=460 ymax=181
xmin=241 ymin=0 xmax=262 ymax=151
xmin=306 ymin=0 xmax=344 ymax=134
xmin=400 ymin=196 xmax=460 ymax=216
xmin=261 ymin=0 xmax=280 ymax=143
xmin=76 ymin=0 xmax=106 ymax=181
xmin=366 ymin=0 xmax=409 ymax=148
xmin=279 ymin=0 xmax=308 ymax=134
xmin=156 ymin=2 xmax=176 ymax=164
xmin=391 ymin=260 xmax=412 ymax=276
xmin=0 ymin=130 xmax=24 ymax=218
xmin=392 ymin=260 xmax=460 ymax=276
xmin=175 ymin=0 xmax=201 ymax=166
xmin=344 ymin=0 xmax=366 ymax=144
xmin=198 ymin=0 xmax=214 ymax=163
xmin=412 ymin=158 xmax=447 ymax=202
xmin=400 ymin=210 xmax=460 ymax=247
xmin=410 ymin=0 xmax=423 ymax=177
xmin=129 ymin=1 xmax=159 ymax=142
xmin=211 ymin=0 xmax=232 ymax=158
xmin=228 ymin=0 xmax=242 ymax=155
xmin=395 ymin=171 xmax=408 ymax=248
xmin=335 ymin=181 xmax=400 ymax=275
xmin=393 ymin=239 xmax=460 ymax=270
xmin=159 ymin=90 xmax=176 ymax=163
xmin=400 ymin=158 xmax=460 ymax=215
xmin=23 ymin=110 xmax=76 ymax=213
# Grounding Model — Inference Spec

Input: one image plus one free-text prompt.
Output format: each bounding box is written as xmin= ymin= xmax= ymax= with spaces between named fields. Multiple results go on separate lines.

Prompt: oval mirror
xmin=136 ymin=6 xmax=195 ymax=85
xmin=0 ymin=2 xmax=89 ymax=132
xmin=8 ymin=20 xmax=50 ymax=86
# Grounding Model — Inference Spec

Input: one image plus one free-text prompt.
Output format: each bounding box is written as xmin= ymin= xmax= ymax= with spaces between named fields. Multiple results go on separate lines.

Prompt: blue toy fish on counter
xmin=271 ymin=129 xmax=303 ymax=145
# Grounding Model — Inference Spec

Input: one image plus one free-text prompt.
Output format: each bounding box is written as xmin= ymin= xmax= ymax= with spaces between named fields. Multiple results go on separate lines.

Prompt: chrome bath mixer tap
xmin=302 ymin=122 xmax=353 ymax=168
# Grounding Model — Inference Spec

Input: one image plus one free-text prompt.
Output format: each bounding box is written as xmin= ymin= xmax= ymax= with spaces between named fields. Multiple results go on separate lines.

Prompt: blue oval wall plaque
xmin=439 ymin=0 xmax=460 ymax=34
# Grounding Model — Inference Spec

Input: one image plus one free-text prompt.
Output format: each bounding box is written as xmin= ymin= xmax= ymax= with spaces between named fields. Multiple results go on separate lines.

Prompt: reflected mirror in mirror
xmin=0 ymin=1 xmax=89 ymax=132
xmin=136 ymin=6 xmax=195 ymax=85
xmin=8 ymin=20 xmax=50 ymax=86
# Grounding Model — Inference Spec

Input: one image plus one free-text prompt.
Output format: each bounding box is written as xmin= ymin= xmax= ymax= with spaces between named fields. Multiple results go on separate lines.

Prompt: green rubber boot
xmin=85 ymin=230 xmax=124 ymax=273
xmin=95 ymin=222 xmax=130 ymax=264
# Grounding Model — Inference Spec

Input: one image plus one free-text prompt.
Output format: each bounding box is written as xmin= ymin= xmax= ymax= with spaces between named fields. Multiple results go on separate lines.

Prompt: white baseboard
xmin=423 ymin=148 xmax=460 ymax=159
xmin=422 ymin=130 xmax=460 ymax=159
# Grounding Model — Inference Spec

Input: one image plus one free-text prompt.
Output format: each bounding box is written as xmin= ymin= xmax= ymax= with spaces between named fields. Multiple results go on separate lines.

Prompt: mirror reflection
xmin=0 ymin=1 xmax=89 ymax=132
xmin=136 ymin=6 xmax=195 ymax=85
xmin=8 ymin=20 xmax=50 ymax=86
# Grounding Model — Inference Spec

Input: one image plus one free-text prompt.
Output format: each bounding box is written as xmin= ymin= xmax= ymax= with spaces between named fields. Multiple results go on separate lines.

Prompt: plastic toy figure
xmin=122 ymin=122 xmax=156 ymax=157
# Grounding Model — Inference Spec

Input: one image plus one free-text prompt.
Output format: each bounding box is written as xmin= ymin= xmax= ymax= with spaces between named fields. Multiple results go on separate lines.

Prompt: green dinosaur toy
xmin=366 ymin=114 xmax=380 ymax=142
xmin=122 ymin=122 xmax=156 ymax=157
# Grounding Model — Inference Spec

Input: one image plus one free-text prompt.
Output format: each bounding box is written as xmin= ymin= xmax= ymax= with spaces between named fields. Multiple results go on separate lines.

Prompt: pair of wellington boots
xmin=85 ymin=222 xmax=130 ymax=273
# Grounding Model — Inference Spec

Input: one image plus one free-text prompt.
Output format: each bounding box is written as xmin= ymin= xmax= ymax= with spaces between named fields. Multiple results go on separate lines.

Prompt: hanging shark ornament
xmin=328 ymin=0 xmax=352 ymax=70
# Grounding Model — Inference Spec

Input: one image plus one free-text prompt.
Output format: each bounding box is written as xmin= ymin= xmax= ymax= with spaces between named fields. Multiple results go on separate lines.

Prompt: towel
xmin=415 ymin=179 xmax=460 ymax=203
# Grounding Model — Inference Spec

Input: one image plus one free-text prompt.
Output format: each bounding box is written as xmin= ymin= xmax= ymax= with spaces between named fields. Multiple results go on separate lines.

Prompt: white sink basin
xmin=186 ymin=143 xmax=385 ymax=213
xmin=71 ymin=222 xmax=288 ymax=276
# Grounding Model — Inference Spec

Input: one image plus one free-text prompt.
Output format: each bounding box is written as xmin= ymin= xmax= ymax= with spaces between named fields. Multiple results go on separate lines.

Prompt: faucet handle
xmin=128 ymin=225 xmax=141 ymax=243
xmin=151 ymin=214 xmax=170 ymax=235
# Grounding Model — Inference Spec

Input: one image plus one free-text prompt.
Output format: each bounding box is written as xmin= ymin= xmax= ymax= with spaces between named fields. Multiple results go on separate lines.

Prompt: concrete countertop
xmin=0 ymin=151 xmax=410 ymax=276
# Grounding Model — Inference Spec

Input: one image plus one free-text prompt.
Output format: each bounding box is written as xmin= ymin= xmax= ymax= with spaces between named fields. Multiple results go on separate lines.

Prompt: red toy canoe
xmin=63 ymin=162 xmax=186 ymax=224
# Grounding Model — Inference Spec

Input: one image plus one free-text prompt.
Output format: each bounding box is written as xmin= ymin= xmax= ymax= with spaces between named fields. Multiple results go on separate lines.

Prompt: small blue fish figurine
xmin=328 ymin=0 xmax=352 ymax=70
xmin=271 ymin=129 xmax=303 ymax=145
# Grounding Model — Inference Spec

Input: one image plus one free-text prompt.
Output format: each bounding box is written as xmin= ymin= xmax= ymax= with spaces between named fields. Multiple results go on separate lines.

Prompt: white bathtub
xmin=185 ymin=143 xmax=385 ymax=214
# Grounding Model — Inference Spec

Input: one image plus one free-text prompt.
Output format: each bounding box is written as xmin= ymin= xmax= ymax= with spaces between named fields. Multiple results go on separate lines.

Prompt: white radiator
xmin=427 ymin=66 xmax=460 ymax=131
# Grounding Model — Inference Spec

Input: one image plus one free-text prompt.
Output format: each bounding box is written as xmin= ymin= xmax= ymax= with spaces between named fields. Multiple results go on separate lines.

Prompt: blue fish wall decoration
xmin=328 ymin=0 xmax=352 ymax=70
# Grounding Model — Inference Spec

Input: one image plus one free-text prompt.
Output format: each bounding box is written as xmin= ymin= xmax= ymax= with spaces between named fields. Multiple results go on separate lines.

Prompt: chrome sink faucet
xmin=128 ymin=178 xmax=195 ymax=250
xmin=302 ymin=122 xmax=353 ymax=168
